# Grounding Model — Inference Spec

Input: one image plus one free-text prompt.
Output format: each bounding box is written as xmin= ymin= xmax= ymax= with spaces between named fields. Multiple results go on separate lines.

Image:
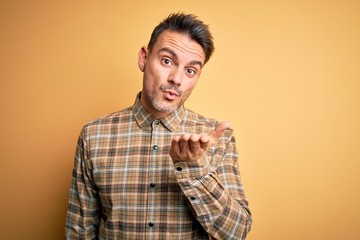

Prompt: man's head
xmin=138 ymin=13 xmax=214 ymax=118
xmin=147 ymin=13 xmax=214 ymax=65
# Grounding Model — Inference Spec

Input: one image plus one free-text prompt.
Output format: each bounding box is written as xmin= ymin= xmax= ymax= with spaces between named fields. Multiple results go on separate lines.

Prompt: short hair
xmin=147 ymin=13 xmax=215 ymax=64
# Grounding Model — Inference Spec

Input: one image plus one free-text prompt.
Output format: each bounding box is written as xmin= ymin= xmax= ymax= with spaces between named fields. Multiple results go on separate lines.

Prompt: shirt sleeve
xmin=65 ymin=128 xmax=101 ymax=239
xmin=173 ymin=129 xmax=252 ymax=240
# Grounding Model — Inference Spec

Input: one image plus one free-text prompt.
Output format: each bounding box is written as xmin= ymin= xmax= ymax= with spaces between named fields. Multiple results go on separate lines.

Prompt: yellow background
xmin=1 ymin=0 xmax=359 ymax=239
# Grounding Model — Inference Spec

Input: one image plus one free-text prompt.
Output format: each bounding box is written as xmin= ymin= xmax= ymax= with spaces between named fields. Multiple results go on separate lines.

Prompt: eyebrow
xmin=158 ymin=47 xmax=203 ymax=68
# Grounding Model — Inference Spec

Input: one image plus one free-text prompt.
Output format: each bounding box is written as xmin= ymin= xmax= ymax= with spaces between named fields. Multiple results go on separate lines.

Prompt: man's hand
xmin=169 ymin=122 xmax=231 ymax=162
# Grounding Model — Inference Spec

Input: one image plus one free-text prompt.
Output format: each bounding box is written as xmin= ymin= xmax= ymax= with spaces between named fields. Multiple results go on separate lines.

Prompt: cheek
xmin=181 ymin=81 xmax=197 ymax=97
xmin=145 ymin=62 xmax=169 ymax=81
xmin=186 ymin=77 xmax=198 ymax=89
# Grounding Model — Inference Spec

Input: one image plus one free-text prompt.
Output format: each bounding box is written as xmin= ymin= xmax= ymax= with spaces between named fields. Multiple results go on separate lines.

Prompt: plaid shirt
xmin=65 ymin=93 xmax=252 ymax=239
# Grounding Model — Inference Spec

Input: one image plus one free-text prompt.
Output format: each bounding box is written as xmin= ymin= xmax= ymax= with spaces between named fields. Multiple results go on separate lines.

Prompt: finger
xmin=172 ymin=135 xmax=181 ymax=142
xmin=179 ymin=134 xmax=191 ymax=153
xmin=189 ymin=134 xmax=201 ymax=154
xmin=170 ymin=136 xmax=181 ymax=157
xmin=199 ymin=134 xmax=210 ymax=150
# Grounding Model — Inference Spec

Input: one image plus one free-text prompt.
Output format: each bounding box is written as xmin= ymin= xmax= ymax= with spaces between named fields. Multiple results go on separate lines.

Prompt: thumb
xmin=210 ymin=121 xmax=231 ymax=141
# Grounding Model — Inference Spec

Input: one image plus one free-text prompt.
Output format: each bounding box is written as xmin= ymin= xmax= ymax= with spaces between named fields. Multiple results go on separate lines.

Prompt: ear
xmin=138 ymin=46 xmax=148 ymax=72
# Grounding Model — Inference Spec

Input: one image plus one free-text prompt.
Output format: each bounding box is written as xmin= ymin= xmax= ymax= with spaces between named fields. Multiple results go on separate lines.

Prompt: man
xmin=65 ymin=13 xmax=252 ymax=239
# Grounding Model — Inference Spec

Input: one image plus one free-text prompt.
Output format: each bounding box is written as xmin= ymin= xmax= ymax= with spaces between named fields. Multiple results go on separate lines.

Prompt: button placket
xmin=151 ymin=120 xmax=160 ymax=153
xmin=147 ymin=119 xmax=162 ymax=233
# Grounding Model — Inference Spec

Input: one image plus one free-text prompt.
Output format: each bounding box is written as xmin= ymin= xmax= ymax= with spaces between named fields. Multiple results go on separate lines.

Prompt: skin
xmin=138 ymin=30 xmax=229 ymax=162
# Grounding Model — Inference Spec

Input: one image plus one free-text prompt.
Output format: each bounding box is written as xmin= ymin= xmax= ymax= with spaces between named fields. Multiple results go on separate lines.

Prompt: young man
xmin=65 ymin=13 xmax=252 ymax=239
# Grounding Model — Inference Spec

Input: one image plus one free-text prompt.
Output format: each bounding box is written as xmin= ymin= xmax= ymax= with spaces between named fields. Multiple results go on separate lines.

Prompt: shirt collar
xmin=133 ymin=92 xmax=185 ymax=131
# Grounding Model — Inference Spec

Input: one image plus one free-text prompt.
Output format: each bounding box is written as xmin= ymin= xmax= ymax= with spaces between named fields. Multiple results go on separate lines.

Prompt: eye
xmin=161 ymin=58 xmax=173 ymax=66
xmin=186 ymin=68 xmax=196 ymax=75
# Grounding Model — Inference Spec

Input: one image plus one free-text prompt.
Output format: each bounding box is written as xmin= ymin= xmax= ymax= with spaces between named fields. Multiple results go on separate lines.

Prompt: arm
xmin=65 ymin=129 xmax=101 ymax=239
xmin=170 ymin=122 xmax=252 ymax=239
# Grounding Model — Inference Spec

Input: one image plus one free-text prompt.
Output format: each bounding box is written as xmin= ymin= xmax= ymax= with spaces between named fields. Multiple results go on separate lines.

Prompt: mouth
xmin=160 ymin=84 xmax=182 ymax=101
xmin=163 ymin=90 xmax=178 ymax=101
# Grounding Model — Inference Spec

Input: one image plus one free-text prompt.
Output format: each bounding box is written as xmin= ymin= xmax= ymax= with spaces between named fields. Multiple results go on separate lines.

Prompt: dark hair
xmin=147 ymin=13 xmax=214 ymax=64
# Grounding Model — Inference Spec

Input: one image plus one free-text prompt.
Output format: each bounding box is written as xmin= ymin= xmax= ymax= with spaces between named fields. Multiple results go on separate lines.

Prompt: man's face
xmin=138 ymin=30 xmax=206 ymax=118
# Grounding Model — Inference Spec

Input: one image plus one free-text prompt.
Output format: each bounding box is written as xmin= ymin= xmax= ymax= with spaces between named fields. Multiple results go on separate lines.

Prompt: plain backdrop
xmin=1 ymin=0 xmax=359 ymax=239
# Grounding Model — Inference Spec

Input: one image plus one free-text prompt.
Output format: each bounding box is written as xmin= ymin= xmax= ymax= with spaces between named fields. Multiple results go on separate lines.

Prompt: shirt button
xmin=176 ymin=167 xmax=182 ymax=171
xmin=153 ymin=145 xmax=158 ymax=150
xmin=150 ymin=183 xmax=156 ymax=188
xmin=148 ymin=221 xmax=155 ymax=227
xmin=191 ymin=196 xmax=196 ymax=200
xmin=154 ymin=120 xmax=160 ymax=125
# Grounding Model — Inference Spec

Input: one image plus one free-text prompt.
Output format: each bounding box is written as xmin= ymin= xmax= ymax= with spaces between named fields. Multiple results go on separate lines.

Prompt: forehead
xmin=152 ymin=30 xmax=205 ymax=65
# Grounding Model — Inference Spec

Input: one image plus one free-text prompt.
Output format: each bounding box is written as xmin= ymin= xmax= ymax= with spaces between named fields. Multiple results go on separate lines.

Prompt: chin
xmin=152 ymin=101 xmax=179 ymax=114
xmin=155 ymin=105 xmax=178 ymax=114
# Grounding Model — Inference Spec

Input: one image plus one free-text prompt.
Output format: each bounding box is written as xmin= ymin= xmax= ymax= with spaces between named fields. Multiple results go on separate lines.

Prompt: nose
xmin=168 ymin=68 xmax=183 ymax=86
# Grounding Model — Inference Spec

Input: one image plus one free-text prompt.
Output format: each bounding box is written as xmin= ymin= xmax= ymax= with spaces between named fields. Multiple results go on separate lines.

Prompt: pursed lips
xmin=164 ymin=89 xmax=179 ymax=96
xmin=160 ymin=85 xmax=182 ymax=97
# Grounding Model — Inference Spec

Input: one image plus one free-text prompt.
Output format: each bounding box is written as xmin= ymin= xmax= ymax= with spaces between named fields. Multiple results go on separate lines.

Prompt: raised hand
xmin=169 ymin=121 xmax=231 ymax=162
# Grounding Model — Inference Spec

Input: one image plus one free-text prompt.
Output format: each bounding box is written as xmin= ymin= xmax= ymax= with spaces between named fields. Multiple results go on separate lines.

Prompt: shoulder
xmin=81 ymin=106 xmax=133 ymax=136
xmin=183 ymin=108 xmax=218 ymax=129
xmin=184 ymin=108 xmax=235 ymax=140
